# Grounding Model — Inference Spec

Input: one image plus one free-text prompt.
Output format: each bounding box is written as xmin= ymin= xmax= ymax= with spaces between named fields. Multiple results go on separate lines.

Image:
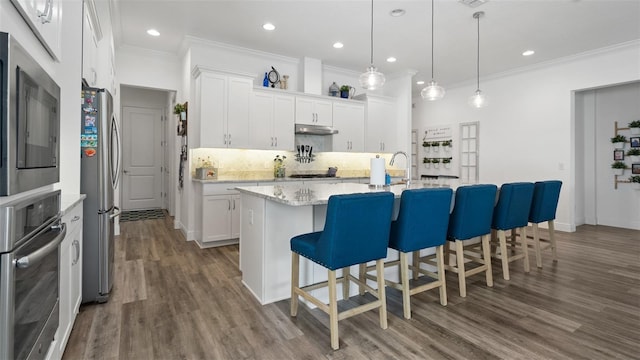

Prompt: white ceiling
xmin=112 ymin=0 xmax=640 ymax=93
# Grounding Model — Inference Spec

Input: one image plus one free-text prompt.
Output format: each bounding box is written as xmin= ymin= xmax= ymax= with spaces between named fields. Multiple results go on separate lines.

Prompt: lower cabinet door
xmin=230 ymin=195 xmax=241 ymax=239
xmin=202 ymin=195 xmax=233 ymax=242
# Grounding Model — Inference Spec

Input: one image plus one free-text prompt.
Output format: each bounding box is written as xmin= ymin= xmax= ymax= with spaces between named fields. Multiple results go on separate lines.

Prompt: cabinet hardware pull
xmin=72 ymin=240 xmax=80 ymax=265
xmin=228 ymin=199 xmax=231 ymax=210
xmin=232 ymin=199 xmax=236 ymax=210
xmin=38 ymin=0 xmax=53 ymax=24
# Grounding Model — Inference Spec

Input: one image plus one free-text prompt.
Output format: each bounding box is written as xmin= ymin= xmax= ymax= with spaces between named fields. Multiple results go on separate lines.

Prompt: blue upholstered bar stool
xmin=445 ymin=184 xmax=497 ymax=298
xmin=290 ymin=192 xmax=394 ymax=350
xmin=491 ymin=182 xmax=534 ymax=280
xmin=361 ymin=188 xmax=453 ymax=319
xmin=529 ymin=180 xmax=562 ymax=268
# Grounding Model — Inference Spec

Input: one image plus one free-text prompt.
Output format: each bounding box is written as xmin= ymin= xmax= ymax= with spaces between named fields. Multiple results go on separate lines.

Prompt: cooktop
xmin=288 ymin=174 xmax=337 ymax=179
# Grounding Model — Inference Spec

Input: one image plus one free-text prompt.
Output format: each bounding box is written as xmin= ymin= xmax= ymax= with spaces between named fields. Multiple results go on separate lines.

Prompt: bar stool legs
xmin=291 ymin=252 xmax=299 ymax=317
xmin=532 ymin=220 xmax=558 ymax=268
xmin=446 ymin=235 xmax=493 ymax=298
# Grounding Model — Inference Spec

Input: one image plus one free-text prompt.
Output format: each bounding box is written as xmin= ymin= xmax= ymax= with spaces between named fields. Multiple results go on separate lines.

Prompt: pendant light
xmin=421 ymin=0 xmax=445 ymax=101
xmin=469 ymin=11 xmax=488 ymax=108
xmin=359 ymin=0 xmax=385 ymax=90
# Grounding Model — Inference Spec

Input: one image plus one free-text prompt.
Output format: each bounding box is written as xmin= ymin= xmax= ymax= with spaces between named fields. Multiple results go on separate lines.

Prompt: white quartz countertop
xmin=236 ymin=181 xmax=458 ymax=206
xmin=61 ymin=194 xmax=87 ymax=214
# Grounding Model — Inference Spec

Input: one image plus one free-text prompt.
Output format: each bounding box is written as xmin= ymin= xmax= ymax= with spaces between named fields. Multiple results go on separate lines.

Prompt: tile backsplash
xmin=191 ymin=148 xmax=406 ymax=178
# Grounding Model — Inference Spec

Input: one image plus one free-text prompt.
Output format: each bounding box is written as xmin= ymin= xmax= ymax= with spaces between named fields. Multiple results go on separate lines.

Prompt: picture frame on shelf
xmin=614 ymin=150 xmax=624 ymax=161
xmin=630 ymin=137 xmax=640 ymax=148
xmin=632 ymin=163 xmax=640 ymax=175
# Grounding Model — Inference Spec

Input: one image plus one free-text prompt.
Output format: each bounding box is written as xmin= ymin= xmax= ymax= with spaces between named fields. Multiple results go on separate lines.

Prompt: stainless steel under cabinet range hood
xmin=294 ymin=124 xmax=338 ymax=135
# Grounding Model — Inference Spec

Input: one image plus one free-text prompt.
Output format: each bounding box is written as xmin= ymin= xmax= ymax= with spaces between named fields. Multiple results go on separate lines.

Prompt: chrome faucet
xmin=390 ymin=151 xmax=411 ymax=186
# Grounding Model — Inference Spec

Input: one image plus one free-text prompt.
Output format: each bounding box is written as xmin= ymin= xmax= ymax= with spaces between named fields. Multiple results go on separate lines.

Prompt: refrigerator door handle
xmin=111 ymin=114 xmax=122 ymax=189
xmin=110 ymin=206 xmax=121 ymax=219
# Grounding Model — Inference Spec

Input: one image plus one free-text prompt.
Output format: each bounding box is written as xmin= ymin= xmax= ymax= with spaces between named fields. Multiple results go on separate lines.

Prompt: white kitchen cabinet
xmin=356 ymin=94 xmax=397 ymax=153
xmin=250 ymin=89 xmax=295 ymax=150
xmin=202 ymin=195 xmax=234 ymax=243
xmin=10 ymin=0 xmax=62 ymax=60
xmin=193 ymin=67 xmax=253 ymax=148
xmin=332 ymin=101 xmax=365 ymax=152
xmin=195 ymin=182 xmax=256 ymax=247
xmin=82 ymin=1 xmax=99 ymax=86
xmin=295 ymin=95 xmax=333 ymax=126
xmin=58 ymin=200 xmax=83 ymax=358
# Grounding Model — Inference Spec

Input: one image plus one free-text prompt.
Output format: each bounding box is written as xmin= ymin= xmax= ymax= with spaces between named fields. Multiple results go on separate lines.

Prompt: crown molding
xmin=182 ymin=36 xmax=300 ymax=65
xmin=117 ymin=44 xmax=180 ymax=62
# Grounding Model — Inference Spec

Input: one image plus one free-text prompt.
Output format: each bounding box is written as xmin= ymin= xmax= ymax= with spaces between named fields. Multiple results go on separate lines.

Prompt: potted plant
xmin=629 ymin=120 xmax=640 ymax=135
xmin=339 ymin=85 xmax=351 ymax=99
xmin=611 ymin=134 xmax=627 ymax=149
xmin=629 ymin=175 xmax=640 ymax=190
xmin=442 ymin=157 xmax=452 ymax=169
xmin=422 ymin=141 xmax=432 ymax=152
xmin=431 ymin=158 xmax=441 ymax=169
xmin=423 ymin=157 xmax=431 ymax=168
xmin=611 ymin=161 xmax=628 ymax=175
xmin=174 ymin=103 xmax=187 ymax=120
xmin=627 ymin=148 xmax=640 ymax=162
xmin=273 ymin=155 xmax=287 ymax=178
xmin=441 ymin=140 xmax=452 ymax=152
xmin=432 ymin=141 xmax=440 ymax=152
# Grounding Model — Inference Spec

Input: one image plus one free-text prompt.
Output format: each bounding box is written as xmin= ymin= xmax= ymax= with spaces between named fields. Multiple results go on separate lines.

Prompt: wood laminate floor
xmin=63 ymin=215 xmax=640 ymax=360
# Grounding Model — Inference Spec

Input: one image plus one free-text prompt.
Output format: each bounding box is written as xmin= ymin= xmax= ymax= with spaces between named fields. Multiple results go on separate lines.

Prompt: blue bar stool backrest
xmin=448 ymin=184 xmax=498 ymax=241
xmin=529 ymin=181 xmax=562 ymax=223
xmin=492 ymin=182 xmax=535 ymax=230
xmin=389 ymin=188 xmax=453 ymax=253
xmin=316 ymin=192 xmax=394 ymax=270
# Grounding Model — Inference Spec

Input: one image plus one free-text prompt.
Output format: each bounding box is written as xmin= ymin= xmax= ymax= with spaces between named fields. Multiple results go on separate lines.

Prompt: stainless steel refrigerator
xmin=80 ymin=87 xmax=121 ymax=303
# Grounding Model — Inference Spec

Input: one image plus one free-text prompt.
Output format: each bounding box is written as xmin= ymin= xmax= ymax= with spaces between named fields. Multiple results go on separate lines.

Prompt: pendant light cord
xmin=431 ymin=0 xmax=434 ymax=81
xmin=370 ymin=0 xmax=374 ymax=66
xmin=476 ymin=13 xmax=480 ymax=91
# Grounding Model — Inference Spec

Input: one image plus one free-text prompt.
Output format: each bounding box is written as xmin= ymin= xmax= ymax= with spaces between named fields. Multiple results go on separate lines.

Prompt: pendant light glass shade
xmin=421 ymin=0 xmax=445 ymax=100
xmin=468 ymin=89 xmax=488 ymax=108
xmin=360 ymin=66 xmax=385 ymax=90
xmin=360 ymin=0 xmax=385 ymax=90
xmin=470 ymin=11 xmax=487 ymax=108
xmin=421 ymin=80 xmax=445 ymax=100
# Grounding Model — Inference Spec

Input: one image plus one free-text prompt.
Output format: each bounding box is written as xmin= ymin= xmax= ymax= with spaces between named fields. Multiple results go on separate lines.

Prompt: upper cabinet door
xmin=198 ymin=72 xmax=227 ymax=148
xmin=10 ymin=0 xmax=62 ymax=60
xmin=333 ymin=102 xmax=364 ymax=152
xmin=226 ymin=77 xmax=252 ymax=148
xmin=272 ymin=94 xmax=295 ymax=151
xmin=313 ymin=99 xmax=333 ymax=127
xmin=295 ymin=96 xmax=315 ymax=124
xmin=294 ymin=96 xmax=333 ymax=126
xmin=249 ymin=91 xmax=275 ymax=149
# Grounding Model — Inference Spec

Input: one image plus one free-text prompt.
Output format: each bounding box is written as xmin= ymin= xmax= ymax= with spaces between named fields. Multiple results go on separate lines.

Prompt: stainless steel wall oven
xmin=1 ymin=190 xmax=65 ymax=360
xmin=0 ymin=32 xmax=61 ymax=196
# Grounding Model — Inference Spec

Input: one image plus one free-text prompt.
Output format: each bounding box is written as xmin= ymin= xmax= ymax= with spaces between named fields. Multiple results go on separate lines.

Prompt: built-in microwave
xmin=0 ymin=32 xmax=61 ymax=196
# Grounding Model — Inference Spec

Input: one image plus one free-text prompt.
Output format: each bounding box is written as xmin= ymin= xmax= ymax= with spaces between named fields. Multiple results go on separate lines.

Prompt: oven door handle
xmin=14 ymin=223 xmax=67 ymax=269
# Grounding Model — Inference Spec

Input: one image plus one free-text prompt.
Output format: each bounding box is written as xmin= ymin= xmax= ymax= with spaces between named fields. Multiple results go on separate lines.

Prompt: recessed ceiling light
xmin=416 ymin=81 xmax=425 ymax=85
xmin=263 ymin=23 xmax=275 ymax=31
xmin=522 ymin=50 xmax=535 ymax=56
xmin=146 ymin=29 xmax=160 ymax=37
xmin=390 ymin=9 xmax=406 ymax=17
xmin=333 ymin=42 xmax=344 ymax=49
xmin=386 ymin=57 xmax=397 ymax=63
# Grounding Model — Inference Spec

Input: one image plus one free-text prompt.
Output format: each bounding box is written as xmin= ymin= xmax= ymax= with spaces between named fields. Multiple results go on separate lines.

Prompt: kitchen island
xmin=236 ymin=182 xmax=453 ymax=305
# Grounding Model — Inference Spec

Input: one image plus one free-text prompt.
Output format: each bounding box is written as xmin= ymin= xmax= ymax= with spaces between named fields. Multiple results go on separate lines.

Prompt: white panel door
xmin=122 ymin=107 xmax=163 ymax=210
